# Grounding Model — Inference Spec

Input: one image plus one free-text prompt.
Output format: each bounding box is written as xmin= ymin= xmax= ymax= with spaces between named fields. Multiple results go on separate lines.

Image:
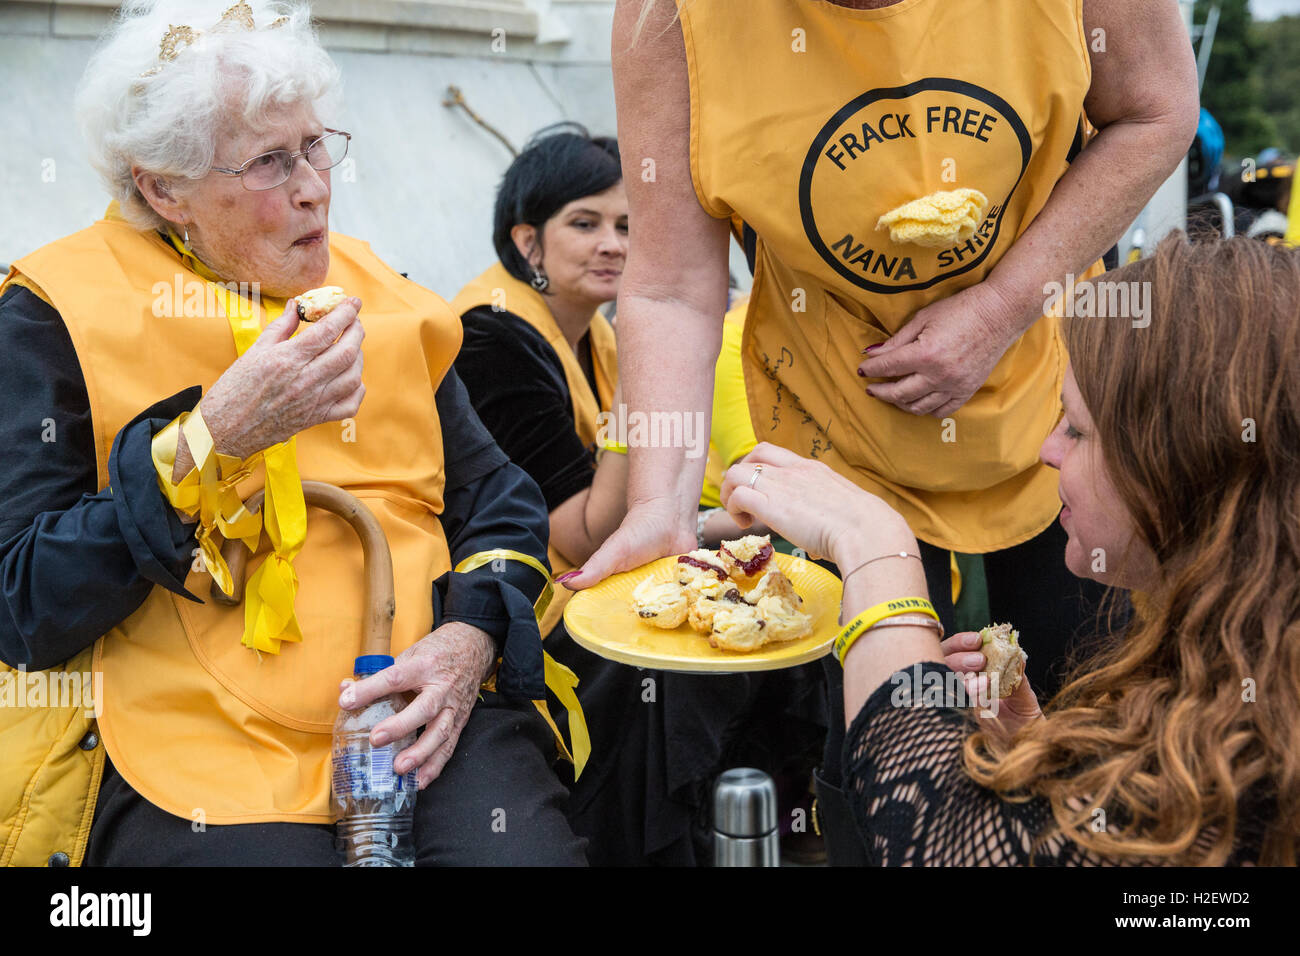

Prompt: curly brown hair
xmin=964 ymin=233 xmax=1300 ymax=865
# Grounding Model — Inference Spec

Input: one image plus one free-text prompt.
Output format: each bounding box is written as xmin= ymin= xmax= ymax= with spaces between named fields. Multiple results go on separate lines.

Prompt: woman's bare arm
xmin=562 ymin=0 xmax=732 ymax=586
xmin=977 ymin=0 xmax=1200 ymax=333
xmin=547 ymin=449 xmax=630 ymax=567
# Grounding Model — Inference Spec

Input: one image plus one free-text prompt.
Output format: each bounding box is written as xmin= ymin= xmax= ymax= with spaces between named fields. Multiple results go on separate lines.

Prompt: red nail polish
xmin=864 ymin=344 xmax=881 ymax=353
xmin=856 ymin=368 xmax=867 ymax=378
xmin=556 ymin=570 xmax=581 ymax=583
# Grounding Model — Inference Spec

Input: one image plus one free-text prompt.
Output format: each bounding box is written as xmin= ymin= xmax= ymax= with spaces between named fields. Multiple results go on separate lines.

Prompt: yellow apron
xmin=451 ymin=262 xmax=618 ymax=635
xmin=6 ymin=215 xmax=462 ymax=824
xmin=679 ymin=0 xmax=1104 ymax=552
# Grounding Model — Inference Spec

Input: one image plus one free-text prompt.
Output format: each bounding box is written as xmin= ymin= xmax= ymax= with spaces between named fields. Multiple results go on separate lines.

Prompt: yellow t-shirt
xmin=700 ymin=298 xmax=757 ymax=507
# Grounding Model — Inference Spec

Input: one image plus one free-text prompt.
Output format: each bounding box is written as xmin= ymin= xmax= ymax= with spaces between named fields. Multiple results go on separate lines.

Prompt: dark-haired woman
xmin=452 ymin=125 xmax=628 ymax=637
xmin=453 ymin=125 xmax=824 ymax=864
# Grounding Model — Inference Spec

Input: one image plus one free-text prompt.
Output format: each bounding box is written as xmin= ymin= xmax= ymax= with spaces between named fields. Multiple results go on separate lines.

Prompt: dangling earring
xmin=182 ymin=226 xmax=192 ymax=253
xmin=530 ymin=265 xmax=549 ymax=292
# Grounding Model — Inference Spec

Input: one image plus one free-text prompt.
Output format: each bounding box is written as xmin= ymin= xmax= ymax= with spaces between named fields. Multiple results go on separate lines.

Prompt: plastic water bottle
xmin=331 ymin=654 xmax=418 ymax=866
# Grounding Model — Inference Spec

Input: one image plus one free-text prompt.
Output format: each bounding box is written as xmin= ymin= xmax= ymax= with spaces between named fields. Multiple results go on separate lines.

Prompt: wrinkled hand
xmin=857 ymin=282 xmax=1016 ymax=419
xmin=559 ymin=499 xmax=697 ymax=590
xmin=338 ymin=621 xmax=495 ymax=789
xmin=939 ymin=631 xmax=1042 ymax=736
xmin=201 ymin=296 xmax=365 ymax=460
xmin=719 ymin=442 xmax=900 ymax=567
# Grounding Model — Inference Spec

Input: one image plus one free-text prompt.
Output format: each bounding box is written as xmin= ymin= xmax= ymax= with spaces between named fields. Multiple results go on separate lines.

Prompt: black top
xmin=844 ymin=661 xmax=1268 ymax=865
xmin=0 ymin=283 xmax=552 ymax=700
xmin=454 ymin=306 xmax=598 ymax=513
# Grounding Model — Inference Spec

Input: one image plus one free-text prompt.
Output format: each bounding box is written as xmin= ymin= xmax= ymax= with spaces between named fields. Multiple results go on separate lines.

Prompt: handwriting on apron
xmin=759 ymin=347 xmax=834 ymax=459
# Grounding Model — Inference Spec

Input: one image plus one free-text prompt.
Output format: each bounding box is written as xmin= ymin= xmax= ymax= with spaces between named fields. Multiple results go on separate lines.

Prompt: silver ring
xmin=747 ymin=464 xmax=764 ymax=489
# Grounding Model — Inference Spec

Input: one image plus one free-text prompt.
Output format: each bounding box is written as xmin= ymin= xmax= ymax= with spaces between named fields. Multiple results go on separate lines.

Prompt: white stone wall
xmin=0 ymin=0 xmax=636 ymax=299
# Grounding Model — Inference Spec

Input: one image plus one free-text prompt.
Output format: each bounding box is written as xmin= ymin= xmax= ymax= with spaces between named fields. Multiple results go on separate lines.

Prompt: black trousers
xmin=84 ymin=692 xmax=588 ymax=866
xmin=544 ymin=624 xmax=826 ymax=866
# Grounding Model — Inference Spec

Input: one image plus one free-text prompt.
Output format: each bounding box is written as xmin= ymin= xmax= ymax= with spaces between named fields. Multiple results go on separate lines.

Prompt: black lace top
xmin=843 ymin=662 xmax=1268 ymax=866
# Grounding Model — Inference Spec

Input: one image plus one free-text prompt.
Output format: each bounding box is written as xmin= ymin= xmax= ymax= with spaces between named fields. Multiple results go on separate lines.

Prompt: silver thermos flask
xmin=713 ymin=767 xmax=780 ymax=866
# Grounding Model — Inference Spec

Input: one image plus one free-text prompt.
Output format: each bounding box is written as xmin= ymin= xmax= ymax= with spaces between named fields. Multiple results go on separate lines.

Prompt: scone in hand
xmin=296 ymin=286 xmax=347 ymax=322
xmin=979 ymin=623 xmax=1027 ymax=699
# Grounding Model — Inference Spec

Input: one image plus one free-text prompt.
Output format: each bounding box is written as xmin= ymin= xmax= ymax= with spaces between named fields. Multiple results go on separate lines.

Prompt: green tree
xmin=1196 ymin=0 xmax=1275 ymax=156
xmin=1252 ymin=14 xmax=1300 ymax=155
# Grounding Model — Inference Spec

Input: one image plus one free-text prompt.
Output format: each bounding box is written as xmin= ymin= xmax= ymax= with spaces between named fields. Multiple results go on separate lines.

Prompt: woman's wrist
xmin=196 ymin=396 xmax=233 ymax=458
xmin=171 ymin=427 xmax=195 ymax=485
xmin=831 ymin=504 xmax=918 ymax=578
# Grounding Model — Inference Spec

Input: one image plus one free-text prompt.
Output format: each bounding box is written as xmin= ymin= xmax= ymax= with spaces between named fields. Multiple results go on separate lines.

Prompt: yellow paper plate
xmin=562 ymin=553 xmax=843 ymax=673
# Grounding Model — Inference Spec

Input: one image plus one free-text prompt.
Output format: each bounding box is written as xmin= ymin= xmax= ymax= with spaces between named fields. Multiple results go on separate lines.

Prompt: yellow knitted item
xmin=876 ymin=188 xmax=989 ymax=249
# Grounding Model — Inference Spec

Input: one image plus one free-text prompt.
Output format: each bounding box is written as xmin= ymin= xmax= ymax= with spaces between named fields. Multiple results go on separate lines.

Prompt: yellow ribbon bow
xmin=453 ymin=549 xmax=591 ymax=779
xmin=150 ymin=231 xmax=309 ymax=655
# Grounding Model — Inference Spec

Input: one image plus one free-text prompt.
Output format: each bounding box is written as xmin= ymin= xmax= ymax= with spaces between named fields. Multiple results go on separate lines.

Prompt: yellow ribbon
xmin=453 ymin=549 xmax=590 ymax=778
xmin=151 ymin=407 xmax=262 ymax=595
xmin=241 ymin=438 xmax=307 ymax=652
xmin=150 ymin=229 xmax=309 ymax=655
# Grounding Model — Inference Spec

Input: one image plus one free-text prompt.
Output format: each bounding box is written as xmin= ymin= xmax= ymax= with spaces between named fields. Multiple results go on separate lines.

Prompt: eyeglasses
xmin=209 ymin=129 xmax=351 ymax=191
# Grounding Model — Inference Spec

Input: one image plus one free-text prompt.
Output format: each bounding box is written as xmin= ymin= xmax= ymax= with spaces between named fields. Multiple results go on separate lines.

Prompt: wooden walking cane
xmin=209 ymin=480 xmax=395 ymax=658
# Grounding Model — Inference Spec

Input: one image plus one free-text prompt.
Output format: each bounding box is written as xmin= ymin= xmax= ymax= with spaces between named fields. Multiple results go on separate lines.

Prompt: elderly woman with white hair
xmin=0 ymin=0 xmax=586 ymax=866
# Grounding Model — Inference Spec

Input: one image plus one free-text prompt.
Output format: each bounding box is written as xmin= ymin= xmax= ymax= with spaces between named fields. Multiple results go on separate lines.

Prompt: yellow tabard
xmin=8 ymin=217 xmax=462 ymax=823
xmin=679 ymin=0 xmax=1103 ymax=552
xmin=451 ymin=263 xmax=618 ymax=634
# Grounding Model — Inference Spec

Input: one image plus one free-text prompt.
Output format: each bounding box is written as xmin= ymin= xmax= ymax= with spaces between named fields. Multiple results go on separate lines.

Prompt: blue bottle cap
xmin=353 ymin=654 xmax=394 ymax=677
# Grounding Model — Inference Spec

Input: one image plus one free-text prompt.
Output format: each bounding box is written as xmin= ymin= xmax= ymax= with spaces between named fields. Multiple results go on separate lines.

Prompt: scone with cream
xmin=296 ymin=286 xmax=347 ymax=322
xmin=752 ymin=594 xmax=813 ymax=644
xmin=979 ymin=622 xmax=1028 ymax=699
xmin=708 ymin=603 xmax=768 ymax=652
xmin=631 ymin=577 xmax=689 ymax=629
xmin=687 ymin=586 xmax=745 ymax=634
xmin=675 ymin=550 xmax=729 ymax=588
xmin=719 ymin=534 xmax=775 ymax=589
xmin=743 ymin=568 xmax=801 ymax=607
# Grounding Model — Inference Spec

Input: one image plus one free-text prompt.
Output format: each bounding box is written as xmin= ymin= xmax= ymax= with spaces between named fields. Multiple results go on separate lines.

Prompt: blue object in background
xmin=1189 ymin=107 xmax=1225 ymax=196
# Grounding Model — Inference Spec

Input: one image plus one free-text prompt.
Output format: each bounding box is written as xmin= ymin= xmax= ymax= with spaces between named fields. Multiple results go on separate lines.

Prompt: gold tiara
xmin=139 ymin=2 xmax=288 ymax=78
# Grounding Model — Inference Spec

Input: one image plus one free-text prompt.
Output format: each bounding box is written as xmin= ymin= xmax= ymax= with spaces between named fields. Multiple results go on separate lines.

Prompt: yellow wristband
xmin=599 ymin=440 xmax=628 ymax=455
xmin=834 ymin=597 xmax=939 ymax=666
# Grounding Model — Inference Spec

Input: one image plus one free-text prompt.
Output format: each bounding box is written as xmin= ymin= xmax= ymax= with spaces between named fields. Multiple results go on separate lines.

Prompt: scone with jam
xmin=675 ymin=549 xmax=729 ymax=588
xmin=718 ymin=534 xmax=775 ymax=589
